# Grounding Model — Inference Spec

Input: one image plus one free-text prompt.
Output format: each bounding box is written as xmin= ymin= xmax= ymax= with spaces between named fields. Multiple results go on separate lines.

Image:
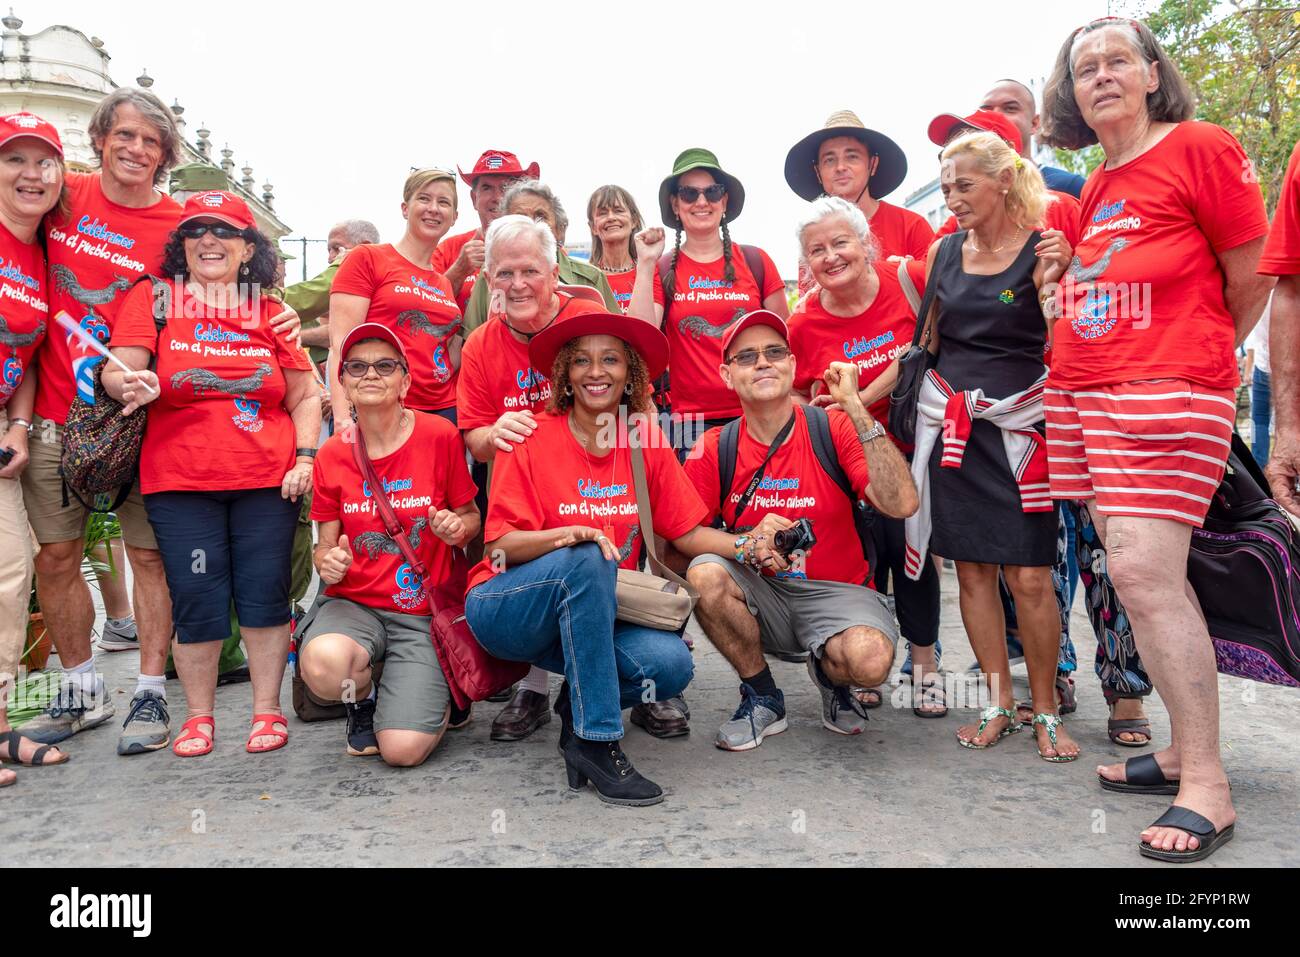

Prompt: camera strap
xmin=728 ymin=410 xmax=797 ymax=532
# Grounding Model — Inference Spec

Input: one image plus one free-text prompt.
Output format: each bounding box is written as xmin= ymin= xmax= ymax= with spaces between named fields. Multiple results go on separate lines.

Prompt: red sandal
xmin=246 ymin=712 xmax=289 ymax=754
xmin=173 ymin=715 xmax=215 ymax=757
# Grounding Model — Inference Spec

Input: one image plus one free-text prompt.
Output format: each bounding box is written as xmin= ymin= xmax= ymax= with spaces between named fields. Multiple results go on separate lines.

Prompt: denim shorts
xmin=144 ymin=486 xmax=300 ymax=643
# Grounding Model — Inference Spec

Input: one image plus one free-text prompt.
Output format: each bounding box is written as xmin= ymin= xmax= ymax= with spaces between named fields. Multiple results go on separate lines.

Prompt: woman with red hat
xmin=0 ymin=111 xmax=72 ymax=787
xmin=463 ymin=310 xmax=743 ymax=805
xmin=643 ymin=148 xmax=788 ymax=457
xmin=331 ymin=168 xmax=464 ymax=426
xmin=297 ymin=322 xmax=480 ymax=766
xmin=103 ymin=190 xmax=322 ymax=759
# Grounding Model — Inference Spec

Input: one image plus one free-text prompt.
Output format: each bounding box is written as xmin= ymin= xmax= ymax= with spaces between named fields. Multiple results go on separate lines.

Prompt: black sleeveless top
xmin=934 ymin=230 xmax=1047 ymax=399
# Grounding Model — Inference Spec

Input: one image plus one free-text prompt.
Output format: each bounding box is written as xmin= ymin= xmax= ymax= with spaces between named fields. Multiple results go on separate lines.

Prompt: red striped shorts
xmin=1044 ymin=379 xmax=1235 ymax=526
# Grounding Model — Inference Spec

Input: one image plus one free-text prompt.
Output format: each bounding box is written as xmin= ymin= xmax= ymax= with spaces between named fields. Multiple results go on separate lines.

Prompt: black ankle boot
xmin=554 ymin=681 xmax=574 ymax=755
xmin=562 ymin=736 xmax=664 ymax=806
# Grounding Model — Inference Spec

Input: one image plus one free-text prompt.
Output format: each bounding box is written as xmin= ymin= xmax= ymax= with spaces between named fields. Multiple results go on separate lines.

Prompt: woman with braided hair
xmin=641 ymin=149 xmax=788 ymax=459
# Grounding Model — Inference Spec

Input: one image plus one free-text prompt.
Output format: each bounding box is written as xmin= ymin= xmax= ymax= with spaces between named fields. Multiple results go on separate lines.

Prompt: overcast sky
xmin=42 ymin=0 xmax=1110 ymax=279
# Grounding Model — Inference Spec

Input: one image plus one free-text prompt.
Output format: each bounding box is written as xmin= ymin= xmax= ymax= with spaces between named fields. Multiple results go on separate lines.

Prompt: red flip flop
xmin=246 ymin=712 xmax=288 ymax=754
xmin=172 ymin=715 xmax=215 ymax=757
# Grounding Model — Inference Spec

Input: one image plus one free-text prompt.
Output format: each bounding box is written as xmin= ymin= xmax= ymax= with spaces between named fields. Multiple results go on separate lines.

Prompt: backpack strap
xmin=717 ymin=417 xmax=742 ymax=523
xmin=738 ymin=244 xmax=766 ymax=296
xmin=657 ymin=251 xmax=676 ymax=303
xmin=896 ymin=260 xmax=921 ymax=317
xmin=803 ymin=404 xmax=879 ymax=578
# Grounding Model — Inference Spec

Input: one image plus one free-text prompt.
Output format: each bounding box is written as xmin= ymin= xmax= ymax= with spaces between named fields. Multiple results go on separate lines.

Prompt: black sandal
xmin=1099 ymin=753 xmax=1179 ymax=795
xmin=1139 ymin=806 xmax=1234 ymax=863
xmin=0 ymin=730 xmax=68 ymax=767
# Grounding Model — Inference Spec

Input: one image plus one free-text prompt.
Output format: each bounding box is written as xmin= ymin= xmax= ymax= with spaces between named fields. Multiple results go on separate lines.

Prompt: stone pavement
xmin=3 ymin=566 xmax=1297 ymax=867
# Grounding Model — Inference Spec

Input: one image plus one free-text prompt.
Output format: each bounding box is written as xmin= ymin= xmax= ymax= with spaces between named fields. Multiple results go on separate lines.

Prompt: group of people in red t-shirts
xmin=2 ymin=14 xmax=1298 ymax=864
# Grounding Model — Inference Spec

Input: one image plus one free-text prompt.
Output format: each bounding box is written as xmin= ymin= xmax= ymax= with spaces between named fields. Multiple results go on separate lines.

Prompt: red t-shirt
xmin=797 ymin=199 xmax=935 ymax=294
xmin=431 ymin=228 xmax=480 ymax=311
xmin=1050 ymin=122 xmax=1269 ymax=390
xmin=1259 ymin=139 xmax=1300 ymax=276
xmin=38 ymin=173 xmax=182 ymax=424
xmin=455 ymin=293 xmax=605 ymax=431
xmin=663 ymin=245 xmax=784 ymax=418
xmin=788 ymin=266 xmax=916 ymax=429
xmin=112 ymin=281 xmax=313 ymax=494
xmin=467 ymin=412 xmax=708 ymax=592
xmin=936 ymin=190 xmax=1082 ymax=247
xmin=0 ymin=222 xmax=49 ymax=409
xmin=311 ymin=412 xmax=478 ymax=612
xmin=331 ymin=243 xmax=462 ymax=412
xmin=603 ymin=267 xmax=665 ymax=315
xmin=684 ymin=405 xmax=872 ymax=585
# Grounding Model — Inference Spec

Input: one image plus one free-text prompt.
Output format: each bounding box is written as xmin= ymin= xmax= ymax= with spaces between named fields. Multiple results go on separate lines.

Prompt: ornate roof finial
xmin=90 ymin=36 xmax=105 ymax=49
xmin=170 ymin=99 xmax=184 ymax=117
xmin=136 ymin=69 xmax=153 ymax=88
xmin=262 ymin=181 xmax=274 ymax=209
xmin=240 ymin=162 xmax=254 ymax=190
xmin=2 ymin=10 xmax=22 ymax=32
xmin=195 ymin=123 xmax=211 ymax=159
xmin=220 ymin=145 xmax=234 ymax=175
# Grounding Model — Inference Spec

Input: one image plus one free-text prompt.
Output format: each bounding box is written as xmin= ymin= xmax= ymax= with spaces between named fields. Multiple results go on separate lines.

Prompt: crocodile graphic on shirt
xmin=678 ymin=307 xmax=746 ymax=341
xmin=616 ymin=525 xmax=642 ymax=563
xmin=395 ymin=309 xmax=462 ymax=339
xmin=170 ymin=363 xmax=272 ymax=398
xmin=1067 ymin=236 xmax=1129 ymax=283
xmin=353 ymin=517 xmax=429 ymax=560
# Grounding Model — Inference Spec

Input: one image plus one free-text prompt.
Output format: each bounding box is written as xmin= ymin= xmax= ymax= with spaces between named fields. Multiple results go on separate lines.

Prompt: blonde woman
xmin=907 ymin=130 xmax=1075 ymax=761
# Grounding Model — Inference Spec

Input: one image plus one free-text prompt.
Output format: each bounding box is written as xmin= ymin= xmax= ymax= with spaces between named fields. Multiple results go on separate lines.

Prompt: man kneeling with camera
xmin=683 ymin=311 xmax=919 ymax=750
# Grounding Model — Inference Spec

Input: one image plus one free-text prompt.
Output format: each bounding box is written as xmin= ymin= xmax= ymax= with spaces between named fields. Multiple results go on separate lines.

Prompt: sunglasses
xmin=675 ymin=183 xmax=727 ymax=204
xmin=178 ymin=222 xmax=247 ymax=241
xmin=1072 ymin=15 xmax=1143 ymax=39
xmin=342 ymin=358 xmax=407 ymax=378
xmin=726 ymin=344 xmax=791 ymax=367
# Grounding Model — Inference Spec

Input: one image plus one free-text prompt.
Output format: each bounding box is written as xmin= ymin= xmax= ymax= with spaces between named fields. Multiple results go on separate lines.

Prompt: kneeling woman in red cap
xmin=104 ymin=190 xmax=321 ymax=758
xmin=464 ymin=313 xmax=739 ymax=805
xmin=297 ymin=323 xmax=480 ymax=766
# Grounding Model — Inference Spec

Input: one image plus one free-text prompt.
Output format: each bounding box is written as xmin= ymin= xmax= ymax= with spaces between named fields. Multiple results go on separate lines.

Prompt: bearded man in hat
xmin=785 ymin=110 xmax=935 ymax=294
xmin=433 ymin=149 xmax=540 ymax=310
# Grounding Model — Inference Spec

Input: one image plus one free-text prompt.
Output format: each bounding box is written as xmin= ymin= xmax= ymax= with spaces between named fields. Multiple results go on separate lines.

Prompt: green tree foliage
xmin=1125 ymin=0 xmax=1299 ymax=213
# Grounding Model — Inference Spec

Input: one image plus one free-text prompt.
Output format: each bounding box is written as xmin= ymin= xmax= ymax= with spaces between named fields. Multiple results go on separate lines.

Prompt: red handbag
xmin=350 ymin=430 xmax=526 ymax=709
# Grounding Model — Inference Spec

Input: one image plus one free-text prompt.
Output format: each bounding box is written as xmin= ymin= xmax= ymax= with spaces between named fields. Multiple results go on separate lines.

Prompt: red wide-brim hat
xmin=529 ymin=312 xmax=669 ymax=382
xmin=458 ymin=149 xmax=540 ymax=185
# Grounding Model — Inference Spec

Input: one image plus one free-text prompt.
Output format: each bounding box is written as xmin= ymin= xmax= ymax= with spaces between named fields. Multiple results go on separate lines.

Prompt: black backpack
xmin=716 ymin=405 xmax=878 ymax=581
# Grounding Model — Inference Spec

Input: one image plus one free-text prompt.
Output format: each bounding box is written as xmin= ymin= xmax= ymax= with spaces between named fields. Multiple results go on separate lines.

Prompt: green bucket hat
xmin=168 ymin=162 xmax=230 ymax=196
xmin=658 ymin=148 xmax=745 ymax=229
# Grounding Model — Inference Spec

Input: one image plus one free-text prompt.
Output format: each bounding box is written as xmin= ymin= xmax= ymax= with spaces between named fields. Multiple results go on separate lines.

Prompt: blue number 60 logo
xmin=394 ymin=563 xmax=421 ymax=592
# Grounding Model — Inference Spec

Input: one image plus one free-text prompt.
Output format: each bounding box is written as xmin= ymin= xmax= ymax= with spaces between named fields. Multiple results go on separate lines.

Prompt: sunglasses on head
xmin=342 ymin=358 xmax=407 ymax=378
xmin=675 ymin=183 xmax=727 ymax=204
xmin=726 ymin=344 xmax=790 ymax=367
xmin=178 ymin=222 xmax=246 ymax=241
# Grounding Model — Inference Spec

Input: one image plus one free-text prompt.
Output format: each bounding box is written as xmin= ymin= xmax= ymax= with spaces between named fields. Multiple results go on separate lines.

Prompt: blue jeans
xmin=1252 ymin=367 xmax=1271 ymax=467
xmin=465 ymin=542 xmax=694 ymax=740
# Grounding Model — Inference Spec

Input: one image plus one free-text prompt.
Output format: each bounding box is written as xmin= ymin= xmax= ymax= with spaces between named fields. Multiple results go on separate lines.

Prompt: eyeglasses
xmin=178 ymin=222 xmax=246 ymax=240
xmin=408 ymin=166 xmax=456 ymax=177
xmin=1072 ymin=15 xmax=1143 ymax=39
xmin=675 ymin=184 xmax=727 ymax=204
xmin=725 ymin=345 xmax=791 ymax=367
xmin=342 ymin=358 xmax=407 ymax=378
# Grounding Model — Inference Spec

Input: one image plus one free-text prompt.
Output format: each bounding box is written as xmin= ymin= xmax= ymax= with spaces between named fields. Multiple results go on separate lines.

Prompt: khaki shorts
xmin=299 ymin=596 xmax=449 ymax=735
xmin=20 ymin=415 xmax=156 ymax=548
xmin=689 ymin=554 xmax=899 ymax=659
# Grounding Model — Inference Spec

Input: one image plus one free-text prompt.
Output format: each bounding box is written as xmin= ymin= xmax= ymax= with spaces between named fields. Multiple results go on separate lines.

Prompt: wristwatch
xmin=7 ymin=417 xmax=32 ymax=433
xmin=858 ymin=422 xmax=887 ymax=444
xmin=295 ymin=447 xmax=317 ymax=459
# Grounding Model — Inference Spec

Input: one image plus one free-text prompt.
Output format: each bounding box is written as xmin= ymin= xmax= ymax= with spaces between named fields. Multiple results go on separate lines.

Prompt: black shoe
xmin=448 ymin=700 xmax=472 ymax=730
xmin=629 ymin=700 xmax=690 ymax=738
xmin=486 ymin=683 xmax=517 ymax=704
xmin=345 ymin=698 xmax=379 ymax=756
xmin=554 ymin=681 xmax=574 ymax=755
xmin=562 ymin=736 xmax=663 ymax=806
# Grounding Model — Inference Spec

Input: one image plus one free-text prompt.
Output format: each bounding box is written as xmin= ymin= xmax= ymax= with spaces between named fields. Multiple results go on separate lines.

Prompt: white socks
xmin=135 ymin=673 xmax=166 ymax=699
xmin=519 ymin=665 xmax=549 ymax=696
xmin=62 ymin=657 xmax=99 ymax=697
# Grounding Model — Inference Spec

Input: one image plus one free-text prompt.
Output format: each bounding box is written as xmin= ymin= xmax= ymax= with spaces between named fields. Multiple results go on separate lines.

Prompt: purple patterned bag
xmin=1187 ymin=435 xmax=1300 ymax=688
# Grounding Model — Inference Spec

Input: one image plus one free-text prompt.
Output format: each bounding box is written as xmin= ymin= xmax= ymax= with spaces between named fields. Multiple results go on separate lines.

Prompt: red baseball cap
xmin=927 ymin=109 xmax=1024 ymax=155
xmin=721 ymin=309 xmax=789 ymax=358
xmin=337 ymin=322 xmax=409 ymax=382
xmin=179 ymin=190 xmax=257 ymax=230
xmin=458 ymin=149 xmax=540 ymax=186
xmin=0 ymin=111 xmax=63 ymax=156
